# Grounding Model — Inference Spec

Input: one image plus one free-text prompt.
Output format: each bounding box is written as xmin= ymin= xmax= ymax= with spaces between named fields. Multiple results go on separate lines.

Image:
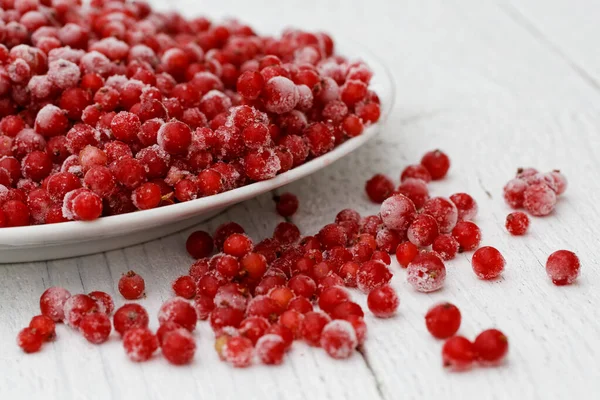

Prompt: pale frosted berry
xmin=88 ymin=291 xmax=114 ymax=315
xmin=472 ymin=246 xmax=505 ymax=280
xmin=365 ymin=174 xmax=394 ymax=203
xmin=162 ymin=328 xmax=196 ymax=365
xmin=422 ymin=197 xmax=458 ymax=234
xmin=123 ymin=328 xmax=158 ymax=362
xmin=407 ymin=214 xmax=439 ymax=247
xmin=17 ymin=327 xmax=43 ymax=353
xmin=158 ymin=297 xmax=198 ymax=332
xmin=172 ymin=276 xmax=196 ymax=299
xmin=396 ymin=242 xmax=419 ymax=267
xmin=40 ymin=286 xmax=71 ymax=322
xmin=345 ymin=315 xmax=368 ymax=345
xmin=473 ymin=329 xmax=508 ymax=365
xmin=79 ymin=313 xmax=112 ymax=344
xmin=256 ymin=334 xmax=286 ymax=365
xmin=118 ymin=270 xmax=145 ymax=300
xmin=421 ymin=150 xmax=450 ymax=180
xmin=523 ymin=183 xmax=556 ymax=216
xmin=407 ymin=253 xmax=446 ymax=292
xmin=449 ymin=193 xmax=478 ymax=221
xmin=397 ymin=177 xmax=430 ymax=209
xmin=401 ymin=164 xmax=431 ymax=183
xmin=287 ymin=297 xmax=313 ymax=314
xmin=214 ymin=283 xmax=250 ymax=311
xmin=451 ymin=221 xmax=481 ymax=251
xmin=546 ymin=250 xmax=580 ymax=286
xmin=550 ymin=170 xmax=567 ymax=195
xmin=274 ymin=192 xmax=299 ymax=217
xmin=516 ymin=167 xmax=539 ymax=180
xmin=239 ymin=316 xmax=270 ymax=345
xmin=432 ymin=235 xmax=459 ymax=261
xmin=223 ymin=336 xmax=254 ymax=368
xmin=113 ymin=303 xmax=149 ymax=336
xmin=186 ymin=231 xmax=214 ymax=259
xmin=320 ymin=320 xmax=358 ymax=360
xmin=357 ymin=260 xmax=393 ymax=293
xmin=263 ymin=76 xmax=298 ymax=114
xmin=29 ymin=315 xmax=56 ymax=341
xmin=503 ymin=178 xmax=528 ymax=209
xmin=425 ymin=303 xmax=461 ymax=339
xmin=380 ymin=194 xmax=417 ymax=231
xmin=375 ymin=227 xmax=402 ymax=253
xmin=63 ymin=294 xmax=97 ymax=328
xmin=367 ymin=285 xmax=399 ymax=318
xmin=442 ymin=336 xmax=476 ymax=371
xmin=505 ymin=212 xmax=529 ymax=236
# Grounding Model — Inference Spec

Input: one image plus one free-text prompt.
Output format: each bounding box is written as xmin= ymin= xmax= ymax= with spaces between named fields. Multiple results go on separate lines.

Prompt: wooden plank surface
xmin=2 ymin=0 xmax=600 ymax=399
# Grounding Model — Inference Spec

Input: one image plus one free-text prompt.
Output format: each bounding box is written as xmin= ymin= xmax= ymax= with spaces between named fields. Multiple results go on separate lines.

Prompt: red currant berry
xmin=365 ymin=174 xmax=394 ymax=203
xmin=123 ymin=328 xmax=158 ymax=362
xmin=451 ymin=221 xmax=482 ymax=251
xmin=449 ymin=193 xmax=478 ymax=221
xmin=320 ymin=320 xmax=358 ymax=359
xmin=473 ymin=329 xmax=509 ymax=365
xmin=407 ymin=214 xmax=439 ymax=247
xmin=186 ymin=231 xmax=214 ymax=259
xmin=158 ymin=297 xmax=198 ymax=332
xmin=425 ymin=302 xmax=461 ymax=339
xmin=395 ymin=242 xmax=419 ymax=267
xmin=380 ymin=194 xmax=417 ymax=231
xmin=256 ymin=334 xmax=286 ymax=365
xmin=422 ymin=197 xmax=458 ymax=234
xmin=63 ymin=294 xmax=97 ymax=328
xmin=79 ymin=313 xmax=112 ymax=344
xmin=367 ymin=285 xmax=399 ymax=318
xmin=356 ymin=260 xmax=393 ymax=293
xmin=88 ymin=291 xmax=115 ymax=315
xmin=274 ymin=192 xmax=299 ymax=217
xmin=113 ymin=303 xmax=149 ymax=336
xmin=397 ymin=178 xmax=430 ymax=209
xmin=401 ymin=164 xmax=431 ymax=183
xmin=503 ymin=178 xmax=528 ymax=209
xmin=472 ymin=246 xmax=505 ymax=280
xmin=442 ymin=336 xmax=476 ymax=371
xmin=407 ymin=252 xmax=446 ymax=292
xmin=17 ymin=327 xmax=43 ymax=353
xmin=432 ymin=234 xmax=459 ymax=261
xmin=40 ymin=286 xmax=71 ymax=322
xmin=523 ymin=183 xmax=556 ymax=216
xmin=29 ymin=315 xmax=56 ymax=341
xmin=505 ymin=211 xmax=529 ymax=236
xmin=118 ymin=270 xmax=145 ymax=300
xmin=172 ymin=276 xmax=197 ymax=299
xmin=222 ymin=336 xmax=254 ymax=368
xmin=546 ymin=250 xmax=580 ymax=286
xmin=162 ymin=328 xmax=196 ymax=365
xmin=421 ymin=150 xmax=450 ymax=180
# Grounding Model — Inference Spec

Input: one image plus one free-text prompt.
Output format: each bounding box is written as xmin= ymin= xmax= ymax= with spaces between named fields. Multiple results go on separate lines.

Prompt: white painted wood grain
xmin=2 ymin=0 xmax=600 ymax=399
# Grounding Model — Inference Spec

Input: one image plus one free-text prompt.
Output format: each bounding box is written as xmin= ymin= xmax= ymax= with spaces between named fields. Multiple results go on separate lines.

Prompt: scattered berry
xmin=123 ymin=328 xmax=159 ymax=362
xmin=451 ymin=221 xmax=481 ymax=251
xmin=472 ymin=247 xmax=505 ymax=280
xmin=118 ymin=271 xmax=145 ymax=300
xmin=421 ymin=150 xmax=450 ymax=180
xmin=79 ymin=313 xmax=112 ymax=344
xmin=161 ymin=328 xmax=196 ymax=365
xmin=365 ymin=174 xmax=394 ymax=203
xmin=17 ymin=327 xmax=43 ymax=353
xmin=367 ymin=285 xmax=399 ymax=318
xmin=425 ymin=303 xmax=461 ymax=339
xmin=432 ymin=235 xmax=459 ymax=261
xmin=473 ymin=329 xmax=509 ymax=365
xmin=442 ymin=336 xmax=476 ymax=371
xmin=40 ymin=286 xmax=71 ymax=322
xmin=545 ymin=250 xmax=580 ymax=286
xmin=113 ymin=303 xmax=149 ymax=336
xmin=449 ymin=193 xmax=478 ymax=221
xmin=274 ymin=193 xmax=299 ymax=217
xmin=407 ymin=253 xmax=446 ymax=292
xmin=29 ymin=315 xmax=56 ymax=341
xmin=320 ymin=320 xmax=358 ymax=359
xmin=505 ymin=212 xmax=529 ymax=236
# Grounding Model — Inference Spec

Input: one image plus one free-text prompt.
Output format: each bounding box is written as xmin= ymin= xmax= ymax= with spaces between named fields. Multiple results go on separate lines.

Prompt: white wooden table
xmin=2 ymin=0 xmax=600 ymax=398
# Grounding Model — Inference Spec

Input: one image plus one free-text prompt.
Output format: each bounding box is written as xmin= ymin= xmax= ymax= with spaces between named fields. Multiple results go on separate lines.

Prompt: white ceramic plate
xmin=0 ymin=37 xmax=395 ymax=263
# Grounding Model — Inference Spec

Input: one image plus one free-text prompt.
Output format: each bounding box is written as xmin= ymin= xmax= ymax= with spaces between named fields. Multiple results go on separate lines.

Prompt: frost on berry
xmin=407 ymin=253 xmax=446 ymax=293
xmin=523 ymin=183 xmax=557 ymax=217
xmin=158 ymin=297 xmax=198 ymax=332
xmin=380 ymin=194 xmax=417 ymax=231
xmin=255 ymin=334 xmax=286 ymax=365
xmin=40 ymin=286 xmax=71 ymax=322
xmin=320 ymin=320 xmax=358 ymax=360
xmin=505 ymin=212 xmax=529 ymax=236
xmin=422 ymin=197 xmax=458 ymax=234
xmin=472 ymin=246 xmax=505 ymax=280
xmin=503 ymin=178 xmax=528 ymax=209
xmin=545 ymin=250 xmax=580 ymax=286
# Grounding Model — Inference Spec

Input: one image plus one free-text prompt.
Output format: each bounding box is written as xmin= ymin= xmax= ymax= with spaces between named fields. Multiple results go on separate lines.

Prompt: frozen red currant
xmin=367 ymin=285 xmax=399 ymax=318
xmin=395 ymin=241 xmax=419 ymax=267
xmin=550 ymin=170 xmax=567 ymax=195
xmin=380 ymin=194 xmax=417 ymax=231
xmin=158 ymin=297 xmax=198 ymax=332
xmin=407 ymin=252 xmax=446 ymax=292
xmin=472 ymin=246 xmax=505 ymax=280
xmin=256 ymin=334 xmax=286 ymax=365
xmin=425 ymin=303 xmax=461 ymax=339
xmin=523 ymin=183 xmax=556 ymax=216
xmin=17 ymin=327 xmax=43 ymax=353
xmin=186 ymin=230 xmax=214 ymax=259
xmin=88 ymin=291 xmax=114 ymax=315
xmin=172 ymin=276 xmax=197 ymax=299
xmin=365 ymin=174 xmax=394 ymax=203
xmin=63 ymin=294 xmax=97 ymax=328
xmin=29 ymin=315 xmax=56 ymax=341
xmin=422 ymin=197 xmax=458 ymax=234
xmin=432 ymin=235 xmax=459 ymax=261
xmin=222 ymin=336 xmax=254 ymax=368
xmin=300 ymin=311 xmax=331 ymax=346
xmin=118 ymin=270 xmax=145 ymax=300
xmin=473 ymin=329 xmax=508 ymax=365
xmin=356 ymin=260 xmax=393 ymax=293
xmin=449 ymin=193 xmax=478 ymax=221
xmin=503 ymin=178 xmax=528 ymax=209
xmin=318 ymin=286 xmax=351 ymax=313
xmin=421 ymin=150 xmax=450 ymax=180
xmin=401 ymin=164 xmax=431 ymax=183
xmin=505 ymin=212 xmax=529 ymax=236
xmin=320 ymin=320 xmax=358 ymax=359
xmin=157 ymin=121 xmax=192 ymax=155
xmin=40 ymin=286 xmax=71 ymax=322
xmin=223 ymin=233 xmax=253 ymax=257
xmin=162 ymin=328 xmax=196 ymax=365
xmin=442 ymin=336 xmax=476 ymax=371
xmin=451 ymin=221 xmax=481 ymax=251
xmin=79 ymin=313 xmax=112 ymax=344
xmin=123 ymin=328 xmax=158 ymax=362
xmin=396 ymin=178 xmax=430 ymax=209
xmin=545 ymin=250 xmax=580 ymax=286
xmin=113 ymin=303 xmax=149 ymax=336
xmin=274 ymin=192 xmax=299 ymax=217
xmin=407 ymin=214 xmax=439 ymax=247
